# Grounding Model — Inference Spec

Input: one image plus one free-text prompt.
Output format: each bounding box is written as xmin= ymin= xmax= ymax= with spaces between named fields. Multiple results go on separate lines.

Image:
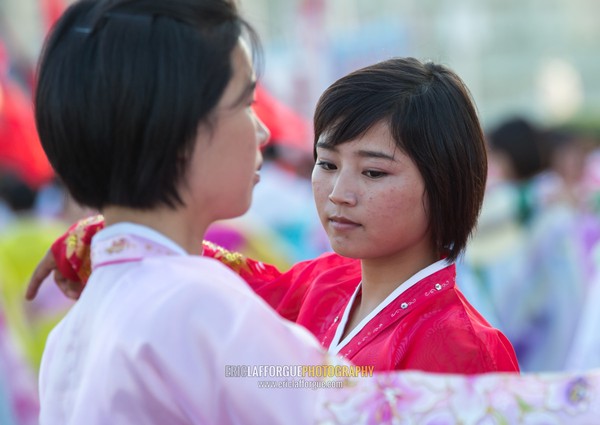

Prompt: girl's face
xmin=312 ymin=120 xmax=434 ymax=264
xmin=181 ymin=39 xmax=269 ymax=224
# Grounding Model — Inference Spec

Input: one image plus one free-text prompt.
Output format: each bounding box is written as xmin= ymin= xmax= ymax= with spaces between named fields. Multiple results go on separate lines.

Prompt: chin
xmin=329 ymin=243 xmax=363 ymax=259
xmin=221 ymin=202 xmax=252 ymax=221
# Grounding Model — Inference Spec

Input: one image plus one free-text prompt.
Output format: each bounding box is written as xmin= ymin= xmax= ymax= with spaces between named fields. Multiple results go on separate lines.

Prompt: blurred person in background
xmin=1 ymin=31 xmax=76 ymax=374
xmin=0 ymin=172 xmax=60 ymax=425
xmin=0 ymin=170 xmax=73 ymax=371
xmin=555 ymin=129 xmax=600 ymax=371
xmin=458 ymin=117 xmax=550 ymax=368
xmin=460 ymin=116 xmax=600 ymax=372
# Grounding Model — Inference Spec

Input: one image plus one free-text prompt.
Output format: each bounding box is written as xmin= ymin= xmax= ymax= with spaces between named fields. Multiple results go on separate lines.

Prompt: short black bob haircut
xmin=35 ymin=0 xmax=259 ymax=210
xmin=313 ymin=57 xmax=487 ymax=262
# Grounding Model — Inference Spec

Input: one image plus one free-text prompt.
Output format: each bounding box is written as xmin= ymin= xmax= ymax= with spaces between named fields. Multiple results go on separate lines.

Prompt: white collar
xmin=328 ymin=258 xmax=451 ymax=355
xmin=93 ymin=222 xmax=188 ymax=256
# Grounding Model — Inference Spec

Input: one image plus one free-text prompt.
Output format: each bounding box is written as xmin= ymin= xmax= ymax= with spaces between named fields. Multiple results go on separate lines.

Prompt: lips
xmin=254 ymin=162 xmax=262 ymax=184
xmin=329 ymin=215 xmax=358 ymax=225
xmin=328 ymin=215 xmax=361 ymax=230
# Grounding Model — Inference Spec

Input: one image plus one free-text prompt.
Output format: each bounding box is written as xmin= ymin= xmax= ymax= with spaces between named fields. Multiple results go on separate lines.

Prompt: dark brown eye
xmin=364 ymin=170 xmax=386 ymax=178
xmin=315 ymin=161 xmax=336 ymax=171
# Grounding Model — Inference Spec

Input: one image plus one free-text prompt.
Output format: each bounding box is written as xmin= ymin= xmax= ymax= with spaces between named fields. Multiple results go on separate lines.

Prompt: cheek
xmin=367 ymin=185 xmax=428 ymax=226
xmin=311 ymin=173 xmax=329 ymax=213
xmin=227 ymin=135 xmax=257 ymax=174
xmin=365 ymin=190 xmax=400 ymax=221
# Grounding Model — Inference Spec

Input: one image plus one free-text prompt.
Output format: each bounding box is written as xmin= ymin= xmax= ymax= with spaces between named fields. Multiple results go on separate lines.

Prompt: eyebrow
xmin=315 ymin=141 xmax=397 ymax=161
xmin=356 ymin=149 xmax=397 ymax=161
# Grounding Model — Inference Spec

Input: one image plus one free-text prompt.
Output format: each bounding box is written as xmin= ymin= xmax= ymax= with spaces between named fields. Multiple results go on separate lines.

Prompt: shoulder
xmin=141 ymin=255 xmax=252 ymax=296
xmin=398 ymin=283 xmax=519 ymax=372
xmin=101 ymin=255 xmax=266 ymax=338
xmin=396 ymin=302 xmax=518 ymax=373
xmin=399 ymin=273 xmax=501 ymax=348
xmin=108 ymin=255 xmax=295 ymax=353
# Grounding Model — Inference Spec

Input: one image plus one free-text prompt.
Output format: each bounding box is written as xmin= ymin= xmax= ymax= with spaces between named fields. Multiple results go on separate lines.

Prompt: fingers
xmin=26 ymin=250 xmax=83 ymax=301
xmin=55 ymin=270 xmax=82 ymax=300
xmin=26 ymin=249 xmax=57 ymax=300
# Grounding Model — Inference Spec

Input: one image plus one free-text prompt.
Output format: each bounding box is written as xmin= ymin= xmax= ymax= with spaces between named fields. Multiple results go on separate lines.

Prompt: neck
xmin=358 ymin=247 xmax=439 ymax=312
xmin=102 ymin=205 xmax=209 ymax=255
xmin=339 ymin=245 xmax=441 ymax=342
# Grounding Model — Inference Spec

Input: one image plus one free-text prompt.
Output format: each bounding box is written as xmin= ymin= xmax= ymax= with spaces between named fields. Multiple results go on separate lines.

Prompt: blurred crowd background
xmin=2 ymin=0 xmax=600 ymax=423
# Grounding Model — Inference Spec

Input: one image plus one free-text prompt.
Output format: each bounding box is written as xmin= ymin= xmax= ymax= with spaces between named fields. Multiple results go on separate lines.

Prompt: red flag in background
xmin=253 ymin=84 xmax=313 ymax=154
xmin=0 ymin=42 xmax=54 ymax=188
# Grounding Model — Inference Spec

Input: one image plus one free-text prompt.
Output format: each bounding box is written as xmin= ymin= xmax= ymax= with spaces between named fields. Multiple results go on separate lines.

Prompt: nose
xmin=255 ymin=114 xmax=271 ymax=148
xmin=328 ymin=173 xmax=358 ymax=206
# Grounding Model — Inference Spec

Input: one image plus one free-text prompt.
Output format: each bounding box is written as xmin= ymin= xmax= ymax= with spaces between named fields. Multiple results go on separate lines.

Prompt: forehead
xmin=317 ymin=120 xmax=397 ymax=151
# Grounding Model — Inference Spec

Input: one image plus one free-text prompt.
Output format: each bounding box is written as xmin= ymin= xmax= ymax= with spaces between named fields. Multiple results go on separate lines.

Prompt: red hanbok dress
xmin=202 ymin=243 xmax=519 ymax=374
